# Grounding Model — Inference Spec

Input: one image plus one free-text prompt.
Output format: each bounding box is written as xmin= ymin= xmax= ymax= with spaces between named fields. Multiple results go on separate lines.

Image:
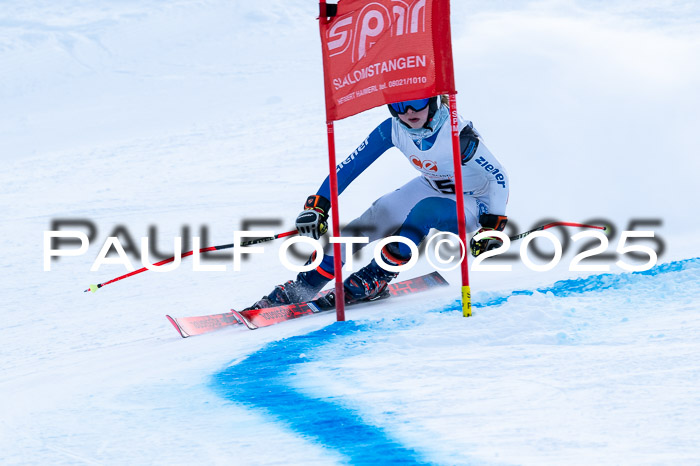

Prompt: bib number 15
xmin=431 ymin=179 xmax=456 ymax=194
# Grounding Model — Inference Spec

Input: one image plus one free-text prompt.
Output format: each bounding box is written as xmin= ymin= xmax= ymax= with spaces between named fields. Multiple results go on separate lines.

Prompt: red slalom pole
xmin=448 ymin=94 xmax=472 ymax=317
xmin=319 ymin=1 xmax=345 ymax=322
xmin=84 ymin=229 xmax=298 ymax=292
xmin=326 ymin=122 xmax=345 ymax=322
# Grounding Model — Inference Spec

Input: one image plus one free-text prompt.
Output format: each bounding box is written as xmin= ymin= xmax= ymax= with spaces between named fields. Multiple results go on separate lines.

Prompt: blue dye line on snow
xmin=469 ymin=256 xmax=700 ymax=309
xmin=211 ymin=321 xmax=433 ymax=465
xmin=211 ymin=257 xmax=699 ymax=463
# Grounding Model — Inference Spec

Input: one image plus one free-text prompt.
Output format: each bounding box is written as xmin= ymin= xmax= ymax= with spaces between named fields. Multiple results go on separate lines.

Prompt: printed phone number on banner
xmin=388 ymin=76 xmax=428 ymax=87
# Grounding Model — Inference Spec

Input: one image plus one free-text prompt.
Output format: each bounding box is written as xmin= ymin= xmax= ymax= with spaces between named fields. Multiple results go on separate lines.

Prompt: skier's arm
xmin=294 ymin=119 xmax=394 ymax=239
xmin=461 ymin=124 xmax=509 ymax=216
xmin=480 ymin=157 xmax=509 ymax=216
xmin=460 ymin=124 xmax=510 ymax=256
xmin=316 ymin=118 xmax=394 ymax=199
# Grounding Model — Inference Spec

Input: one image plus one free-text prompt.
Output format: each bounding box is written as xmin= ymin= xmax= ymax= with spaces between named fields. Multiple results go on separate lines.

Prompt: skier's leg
xmin=340 ymin=194 xmax=480 ymax=303
xmin=245 ymin=253 xmax=334 ymax=309
xmin=391 ymin=195 xmax=480 ymax=257
xmin=325 ymin=176 xmax=437 ymax=260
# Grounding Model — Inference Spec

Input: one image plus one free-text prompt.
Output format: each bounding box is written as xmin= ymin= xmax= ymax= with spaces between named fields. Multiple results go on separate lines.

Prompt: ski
xmin=233 ymin=271 xmax=449 ymax=330
xmin=166 ymin=271 xmax=449 ymax=337
xmin=165 ymin=312 xmax=241 ymax=338
xmin=165 ymin=290 xmax=333 ymax=338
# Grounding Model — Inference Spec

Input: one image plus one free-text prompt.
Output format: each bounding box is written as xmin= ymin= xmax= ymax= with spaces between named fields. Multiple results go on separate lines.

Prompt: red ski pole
xmin=509 ymin=222 xmax=606 ymax=242
xmin=84 ymin=229 xmax=298 ymax=292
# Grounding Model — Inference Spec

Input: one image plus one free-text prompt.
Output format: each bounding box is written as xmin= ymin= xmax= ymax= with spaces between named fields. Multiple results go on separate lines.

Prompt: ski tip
xmin=165 ymin=315 xmax=189 ymax=338
xmin=428 ymin=271 xmax=450 ymax=286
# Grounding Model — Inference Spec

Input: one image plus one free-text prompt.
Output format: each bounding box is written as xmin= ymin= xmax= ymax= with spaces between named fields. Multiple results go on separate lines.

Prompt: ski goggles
xmin=389 ymin=98 xmax=431 ymax=115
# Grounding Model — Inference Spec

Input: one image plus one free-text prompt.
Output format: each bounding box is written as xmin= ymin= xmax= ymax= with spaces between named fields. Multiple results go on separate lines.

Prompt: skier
xmin=247 ymin=95 xmax=509 ymax=309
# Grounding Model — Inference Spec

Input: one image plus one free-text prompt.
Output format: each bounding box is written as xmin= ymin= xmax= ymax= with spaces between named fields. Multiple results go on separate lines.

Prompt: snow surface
xmin=2 ymin=1 xmax=700 ymax=464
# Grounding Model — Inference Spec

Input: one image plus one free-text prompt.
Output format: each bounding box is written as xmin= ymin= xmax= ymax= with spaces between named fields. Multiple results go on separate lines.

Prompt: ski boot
xmin=343 ymin=244 xmax=410 ymax=303
xmin=245 ymin=267 xmax=331 ymax=310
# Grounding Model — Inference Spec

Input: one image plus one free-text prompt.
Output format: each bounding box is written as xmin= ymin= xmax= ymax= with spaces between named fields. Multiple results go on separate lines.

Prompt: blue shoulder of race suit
xmin=316 ymin=117 xmax=395 ymax=199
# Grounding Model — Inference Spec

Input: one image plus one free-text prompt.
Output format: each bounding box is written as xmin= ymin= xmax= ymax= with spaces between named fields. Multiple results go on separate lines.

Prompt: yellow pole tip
xmin=89 ymin=284 xmax=98 ymax=293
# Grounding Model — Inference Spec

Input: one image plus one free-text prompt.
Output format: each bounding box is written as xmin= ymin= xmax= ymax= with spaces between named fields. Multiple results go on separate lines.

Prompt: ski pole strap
xmin=304 ymin=194 xmax=331 ymax=214
xmin=479 ymin=213 xmax=508 ymax=231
